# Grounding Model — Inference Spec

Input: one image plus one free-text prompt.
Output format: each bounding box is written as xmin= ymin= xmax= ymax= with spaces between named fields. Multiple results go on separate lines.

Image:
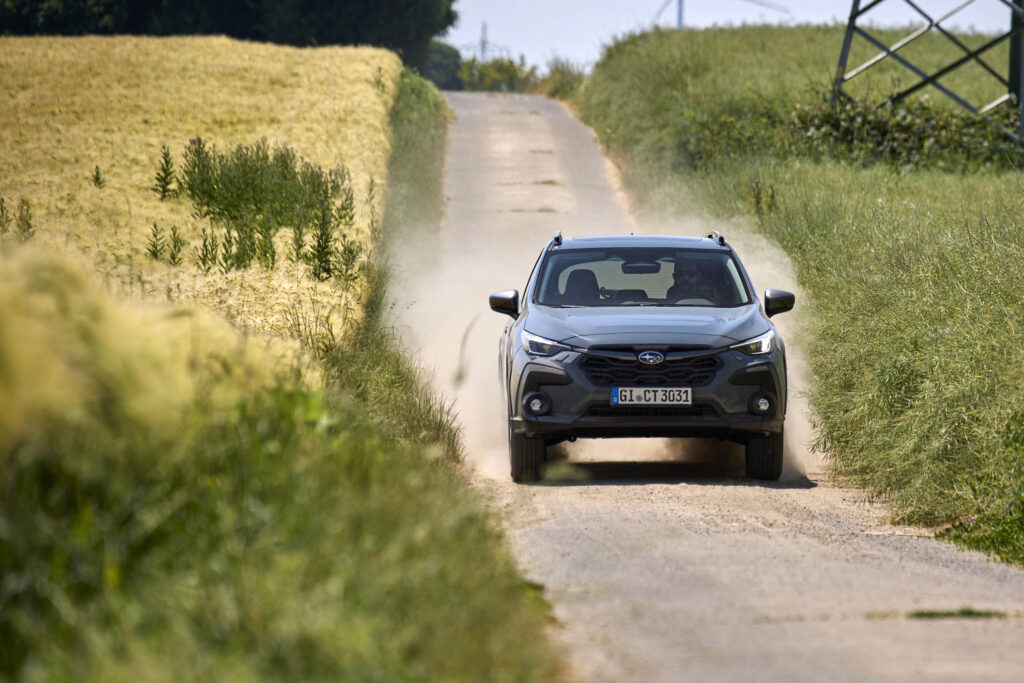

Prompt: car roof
xmin=553 ymin=234 xmax=730 ymax=251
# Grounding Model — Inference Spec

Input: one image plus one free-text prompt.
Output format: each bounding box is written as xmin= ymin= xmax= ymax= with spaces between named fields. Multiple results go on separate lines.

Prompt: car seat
xmin=562 ymin=268 xmax=600 ymax=305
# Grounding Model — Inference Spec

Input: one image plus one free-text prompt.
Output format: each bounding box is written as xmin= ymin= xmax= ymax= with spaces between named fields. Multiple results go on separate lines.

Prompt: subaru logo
xmin=638 ymin=350 xmax=664 ymax=365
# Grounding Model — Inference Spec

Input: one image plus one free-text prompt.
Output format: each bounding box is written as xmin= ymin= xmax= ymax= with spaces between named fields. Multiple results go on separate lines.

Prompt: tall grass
xmin=0 ymin=57 xmax=561 ymax=681
xmin=580 ymin=25 xmax=1024 ymax=562
xmin=0 ymin=251 xmax=557 ymax=680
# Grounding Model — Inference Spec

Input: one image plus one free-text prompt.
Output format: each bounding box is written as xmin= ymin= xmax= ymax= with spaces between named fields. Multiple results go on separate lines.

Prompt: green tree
xmin=423 ymin=39 xmax=463 ymax=90
xmin=259 ymin=0 xmax=457 ymax=68
xmin=0 ymin=1 xmax=457 ymax=69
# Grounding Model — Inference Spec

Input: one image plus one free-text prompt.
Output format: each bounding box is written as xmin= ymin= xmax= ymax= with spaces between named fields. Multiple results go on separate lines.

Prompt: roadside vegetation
xmin=0 ymin=36 xmax=560 ymax=679
xmin=578 ymin=25 xmax=1024 ymax=563
xmin=423 ymin=39 xmax=586 ymax=98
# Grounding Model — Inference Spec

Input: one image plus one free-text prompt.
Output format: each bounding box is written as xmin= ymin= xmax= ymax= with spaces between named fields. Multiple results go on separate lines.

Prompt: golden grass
xmin=0 ymin=35 xmax=402 ymax=339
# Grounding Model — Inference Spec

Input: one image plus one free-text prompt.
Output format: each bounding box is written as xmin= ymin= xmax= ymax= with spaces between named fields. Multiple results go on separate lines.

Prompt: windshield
xmin=535 ymin=248 xmax=751 ymax=308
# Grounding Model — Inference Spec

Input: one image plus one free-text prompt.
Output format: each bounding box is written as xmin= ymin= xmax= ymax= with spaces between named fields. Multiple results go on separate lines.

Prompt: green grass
xmin=579 ymin=25 xmax=1024 ymax=563
xmin=0 ymin=69 xmax=560 ymax=681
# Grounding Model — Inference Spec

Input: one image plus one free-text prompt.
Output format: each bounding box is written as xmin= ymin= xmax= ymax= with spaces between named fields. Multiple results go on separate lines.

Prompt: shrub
xmin=534 ymin=57 xmax=585 ymax=99
xmin=459 ymin=56 xmax=538 ymax=92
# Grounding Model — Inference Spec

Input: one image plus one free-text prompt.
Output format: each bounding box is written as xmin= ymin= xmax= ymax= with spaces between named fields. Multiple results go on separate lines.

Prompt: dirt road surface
xmin=388 ymin=92 xmax=1024 ymax=682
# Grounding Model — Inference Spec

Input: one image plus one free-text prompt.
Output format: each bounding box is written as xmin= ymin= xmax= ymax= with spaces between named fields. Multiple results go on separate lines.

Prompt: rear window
xmin=535 ymin=248 xmax=750 ymax=308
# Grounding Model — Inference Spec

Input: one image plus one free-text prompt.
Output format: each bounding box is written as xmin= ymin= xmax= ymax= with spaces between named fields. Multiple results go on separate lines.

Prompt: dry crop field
xmin=0 ymin=36 xmax=400 ymax=338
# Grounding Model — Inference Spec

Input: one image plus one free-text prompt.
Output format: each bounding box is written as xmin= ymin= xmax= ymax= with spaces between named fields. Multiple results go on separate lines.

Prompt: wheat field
xmin=0 ymin=35 xmax=402 ymax=338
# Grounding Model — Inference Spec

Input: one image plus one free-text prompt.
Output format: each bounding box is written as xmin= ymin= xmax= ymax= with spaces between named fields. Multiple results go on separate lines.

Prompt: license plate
xmin=611 ymin=387 xmax=692 ymax=405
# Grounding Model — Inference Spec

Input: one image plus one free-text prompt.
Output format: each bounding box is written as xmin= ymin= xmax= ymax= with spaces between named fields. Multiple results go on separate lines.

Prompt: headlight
xmin=730 ymin=330 xmax=775 ymax=355
xmin=521 ymin=330 xmax=570 ymax=357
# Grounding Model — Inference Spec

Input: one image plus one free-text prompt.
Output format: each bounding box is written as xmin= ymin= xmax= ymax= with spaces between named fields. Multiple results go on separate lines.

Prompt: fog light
xmin=750 ymin=394 xmax=775 ymax=416
xmin=523 ymin=392 xmax=551 ymax=416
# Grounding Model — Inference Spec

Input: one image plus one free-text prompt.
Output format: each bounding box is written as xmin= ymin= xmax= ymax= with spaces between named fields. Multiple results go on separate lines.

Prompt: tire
xmin=745 ymin=430 xmax=783 ymax=481
xmin=509 ymin=421 xmax=546 ymax=483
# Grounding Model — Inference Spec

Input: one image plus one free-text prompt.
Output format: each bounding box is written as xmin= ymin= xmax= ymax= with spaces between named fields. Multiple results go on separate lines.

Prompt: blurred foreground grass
xmin=580 ymin=25 xmax=1024 ymax=562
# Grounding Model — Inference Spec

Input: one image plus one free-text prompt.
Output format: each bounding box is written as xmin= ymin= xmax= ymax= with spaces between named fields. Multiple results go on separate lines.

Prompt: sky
xmin=443 ymin=0 xmax=1019 ymax=69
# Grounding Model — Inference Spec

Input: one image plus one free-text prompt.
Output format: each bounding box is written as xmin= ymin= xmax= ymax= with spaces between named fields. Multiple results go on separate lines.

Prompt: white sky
xmin=443 ymin=0 xmax=1018 ymax=68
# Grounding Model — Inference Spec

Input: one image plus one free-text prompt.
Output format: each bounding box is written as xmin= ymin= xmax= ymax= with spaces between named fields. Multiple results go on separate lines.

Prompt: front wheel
xmin=745 ymin=430 xmax=783 ymax=481
xmin=509 ymin=421 xmax=546 ymax=483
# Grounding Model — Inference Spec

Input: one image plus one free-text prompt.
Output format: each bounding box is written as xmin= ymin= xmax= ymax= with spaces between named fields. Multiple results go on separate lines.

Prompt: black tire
xmin=745 ymin=430 xmax=784 ymax=480
xmin=509 ymin=421 xmax=546 ymax=483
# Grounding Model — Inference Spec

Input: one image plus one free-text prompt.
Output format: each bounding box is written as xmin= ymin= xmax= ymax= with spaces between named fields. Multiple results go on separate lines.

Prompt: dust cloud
xmin=386 ymin=93 xmax=820 ymax=483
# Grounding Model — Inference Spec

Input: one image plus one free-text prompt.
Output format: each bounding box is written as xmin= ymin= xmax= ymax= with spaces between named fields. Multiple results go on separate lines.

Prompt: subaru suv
xmin=489 ymin=232 xmax=795 ymax=482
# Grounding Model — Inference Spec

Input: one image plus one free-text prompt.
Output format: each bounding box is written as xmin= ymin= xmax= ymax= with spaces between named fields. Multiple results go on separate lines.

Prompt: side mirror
xmin=489 ymin=289 xmax=519 ymax=318
xmin=764 ymin=289 xmax=795 ymax=318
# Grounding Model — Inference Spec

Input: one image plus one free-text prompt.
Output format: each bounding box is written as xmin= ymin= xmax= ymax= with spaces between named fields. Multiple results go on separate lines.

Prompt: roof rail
xmin=706 ymin=231 xmax=727 ymax=247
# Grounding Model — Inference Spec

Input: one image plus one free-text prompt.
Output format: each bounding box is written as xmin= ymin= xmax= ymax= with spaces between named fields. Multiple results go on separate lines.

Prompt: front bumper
xmin=510 ymin=345 xmax=785 ymax=444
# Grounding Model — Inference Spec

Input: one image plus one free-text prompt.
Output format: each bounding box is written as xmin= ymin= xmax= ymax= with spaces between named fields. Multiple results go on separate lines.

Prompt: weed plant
xmin=146 ymin=223 xmax=164 ymax=260
xmin=176 ymin=138 xmax=363 ymax=277
xmin=152 ymin=144 xmax=177 ymax=199
xmin=167 ymin=225 xmax=184 ymax=265
xmin=15 ymin=198 xmax=33 ymax=241
xmin=0 ymin=198 xmax=10 ymax=235
xmin=310 ymin=196 xmax=336 ymax=281
xmin=196 ymin=227 xmax=217 ymax=273
xmin=90 ymin=165 xmax=105 ymax=189
xmin=581 ymin=26 xmax=1024 ymax=562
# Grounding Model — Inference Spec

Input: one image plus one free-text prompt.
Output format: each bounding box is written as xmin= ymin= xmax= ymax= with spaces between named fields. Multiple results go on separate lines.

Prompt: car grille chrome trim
xmin=579 ymin=347 xmax=722 ymax=387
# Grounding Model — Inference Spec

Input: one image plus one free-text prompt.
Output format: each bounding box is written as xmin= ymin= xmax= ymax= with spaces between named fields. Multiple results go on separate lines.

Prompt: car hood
xmin=525 ymin=304 xmax=769 ymax=349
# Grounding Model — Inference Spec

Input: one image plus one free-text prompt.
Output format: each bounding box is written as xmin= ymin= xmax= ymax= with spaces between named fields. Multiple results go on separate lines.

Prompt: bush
xmin=534 ymin=57 xmax=585 ymax=100
xmin=459 ymin=56 xmax=538 ymax=92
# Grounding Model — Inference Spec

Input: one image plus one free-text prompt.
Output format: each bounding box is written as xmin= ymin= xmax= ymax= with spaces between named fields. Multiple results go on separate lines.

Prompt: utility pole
xmin=480 ymin=22 xmax=489 ymax=61
xmin=677 ymin=0 xmax=684 ymax=29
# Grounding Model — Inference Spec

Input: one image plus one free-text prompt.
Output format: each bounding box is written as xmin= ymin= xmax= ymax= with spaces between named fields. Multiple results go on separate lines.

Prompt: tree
xmin=259 ymin=0 xmax=457 ymax=68
xmin=423 ymin=40 xmax=462 ymax=91
xmin=0 ymin=1 xmax=458 ymax=69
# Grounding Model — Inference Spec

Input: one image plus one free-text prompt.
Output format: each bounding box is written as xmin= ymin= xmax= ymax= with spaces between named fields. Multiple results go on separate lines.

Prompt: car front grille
xmin=585 ymin=403 xmax=719 ymax=418
xmin=580 ymin=348 xmax=721 ymax=387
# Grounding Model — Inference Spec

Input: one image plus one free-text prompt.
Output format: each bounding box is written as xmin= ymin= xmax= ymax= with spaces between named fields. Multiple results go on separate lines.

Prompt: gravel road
xmin=388 ymin=92 xmax=1024 ymax=682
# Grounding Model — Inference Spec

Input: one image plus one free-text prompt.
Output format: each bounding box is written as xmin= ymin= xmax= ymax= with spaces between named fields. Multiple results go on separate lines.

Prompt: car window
xmin=536 ymin=248 xmax=750 ymax=307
